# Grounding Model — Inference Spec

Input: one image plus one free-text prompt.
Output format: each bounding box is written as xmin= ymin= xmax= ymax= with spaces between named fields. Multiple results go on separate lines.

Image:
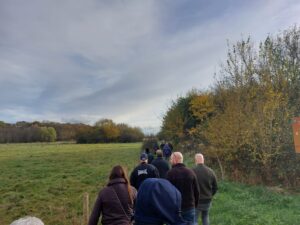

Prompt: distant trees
xmin=159 ymin=26 xmax=300 ymax=187
xmin=117 ymin=123 xmax=144 ymax=143
xmin=0 ymin=126 xmax=57 ymax=143
xmin=39 ymin=127 xmax=57 ymax=142
xmin=0 ymin=119 xmax=144 ymax=144
xmin=95 ymin=119 xmax=120 ymax=142
xmin=76 ymin=119 xmax=144 ymax=143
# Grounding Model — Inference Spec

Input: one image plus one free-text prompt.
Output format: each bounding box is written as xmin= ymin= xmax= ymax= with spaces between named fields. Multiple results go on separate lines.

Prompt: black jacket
xmin=151 ymin=156 xmax=170 ymax=179
xmin=130 ymin=162 xmax=159 ymax=190
xmin=146 ymin=152 xmax=154 ymax=164
xmin=88 ymin=178 xmax=137 ymax=225
xmin=167 ymin=163 xmax=200 ymax=211
xmin=193 ymin=164 xmax=218 ymax=203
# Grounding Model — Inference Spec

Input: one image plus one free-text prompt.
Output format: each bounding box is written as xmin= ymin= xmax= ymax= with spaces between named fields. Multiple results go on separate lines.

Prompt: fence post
xmin=83 ymin=192 xmax=89 ymax=225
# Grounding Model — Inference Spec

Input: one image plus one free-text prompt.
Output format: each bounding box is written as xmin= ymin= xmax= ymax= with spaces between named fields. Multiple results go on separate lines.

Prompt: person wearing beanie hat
xmin=130 ymin=153 xmax=159 ymax=190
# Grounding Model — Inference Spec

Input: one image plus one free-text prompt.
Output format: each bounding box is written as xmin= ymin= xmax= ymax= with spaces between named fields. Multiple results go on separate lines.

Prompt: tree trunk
xmin=216 ymin=155 xmax=225 ymax=180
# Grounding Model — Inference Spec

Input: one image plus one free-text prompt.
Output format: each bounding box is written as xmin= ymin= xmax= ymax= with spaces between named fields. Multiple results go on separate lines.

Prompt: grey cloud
xmin=0 ymin=0 xmax=300 ymax=129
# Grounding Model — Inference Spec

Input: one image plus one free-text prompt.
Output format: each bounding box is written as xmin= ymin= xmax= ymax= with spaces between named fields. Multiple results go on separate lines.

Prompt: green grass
xmin=211 ymin=181 xmax=299 ymax=225
xmin=0 ymin=143 xmax=299 ymax=225
xmin=0 ymin=143 xmax=141 ymax=225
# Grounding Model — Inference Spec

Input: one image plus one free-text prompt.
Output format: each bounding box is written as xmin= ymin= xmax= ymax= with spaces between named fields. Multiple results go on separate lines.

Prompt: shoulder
xmin=186 ymin=167 xmax=197 ymax=175
xmin=148 ymin=164 xmax=157 ymax=170
xmin=179 ymin=166 xmax=197 ymax=179
xmin=151 ymin=159 xmax=157 ymax=164
xmin=130 ymin=185 xmax=137 ymax=194
xmin=131 ymin=166 xmax=138 ymax=174
xmin=98 ymin=186 xmax=111 ymax=197
xmin=192 ymin=165 xmax=201 ymax=173
xmin=209 ymin=169 xmax=217 ymax=180
xmin=205 ymin=165 xmax=216 ymax=175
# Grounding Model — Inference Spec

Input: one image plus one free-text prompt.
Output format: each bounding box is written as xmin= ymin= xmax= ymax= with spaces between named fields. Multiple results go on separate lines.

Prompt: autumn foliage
xmin=0 ymin=119 xmax=144 ymax=144
xmin=160 ymin=26 xmax=300 ymax=187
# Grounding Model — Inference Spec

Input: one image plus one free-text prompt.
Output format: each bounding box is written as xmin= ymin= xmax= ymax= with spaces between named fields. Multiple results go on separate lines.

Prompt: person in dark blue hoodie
xmin=134 ymin=178 xmax=186 ymax=225
xmin=163 ymin=143 xmax=172 ymax=160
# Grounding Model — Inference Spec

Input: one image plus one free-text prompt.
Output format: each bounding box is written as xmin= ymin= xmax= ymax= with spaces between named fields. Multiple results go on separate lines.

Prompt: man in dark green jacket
xmin=192 ymin=153 xmax=218 ymax=225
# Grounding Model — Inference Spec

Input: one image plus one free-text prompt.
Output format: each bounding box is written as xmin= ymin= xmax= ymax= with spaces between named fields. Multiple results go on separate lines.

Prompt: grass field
xmin=0 ymin=143 xmax=299 ymax=225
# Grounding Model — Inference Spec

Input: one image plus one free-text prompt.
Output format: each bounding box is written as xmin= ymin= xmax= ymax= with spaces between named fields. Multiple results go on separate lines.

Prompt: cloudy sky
xmin=0 ymin=0 xmax=300 ymax=132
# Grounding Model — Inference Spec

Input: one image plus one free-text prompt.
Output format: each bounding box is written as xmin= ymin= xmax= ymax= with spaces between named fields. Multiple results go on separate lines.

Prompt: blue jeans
xmin=181 ymin=208 xmax=197 ymax=225
xmin=196 ymin=202 xmax=211 ymax=225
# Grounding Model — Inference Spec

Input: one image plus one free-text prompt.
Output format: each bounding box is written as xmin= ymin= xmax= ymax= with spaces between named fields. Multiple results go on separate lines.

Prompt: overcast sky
xmin=0 ymin=0 xmax=300 ymax=133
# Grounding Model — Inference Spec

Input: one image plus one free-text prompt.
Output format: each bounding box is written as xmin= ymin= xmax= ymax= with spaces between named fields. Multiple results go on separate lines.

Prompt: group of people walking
xmin=88 ymin=146 xmax=218 ymax=225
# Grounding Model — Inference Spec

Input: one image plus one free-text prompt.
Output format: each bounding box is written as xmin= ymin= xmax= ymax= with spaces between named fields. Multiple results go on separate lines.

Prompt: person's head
xmin=109 ymin=165 xmax=129 ymax=181
xmin=195 ymin=153 xmax=204 ymax=164
xmin=140 ymin=153 xmax=148 ymax=163
xmin=109 ymin=165 xmax=133 ymax=203
xmin=10 ymin=217 xmax=44 ymax=225
xmin=145 ymin=148 xmax=150 ymax=154
xmin=170 ymin=152 xmax=183 ymax=165
xmin=156 ymin=149 xmax=163 ymax=157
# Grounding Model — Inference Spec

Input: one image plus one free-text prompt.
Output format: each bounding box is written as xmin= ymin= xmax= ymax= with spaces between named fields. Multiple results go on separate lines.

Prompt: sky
xmin=0 ymin=0 xmax=300 ymax=133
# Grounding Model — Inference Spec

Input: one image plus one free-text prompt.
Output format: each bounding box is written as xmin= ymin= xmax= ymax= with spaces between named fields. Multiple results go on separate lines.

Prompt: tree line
xmin=159 ymin=26 xmax=300 ymax=187
xmin=0 ymin=119 xmax=144 ymax=143
xmin=76 ymin=119 xmax=144 ymax=143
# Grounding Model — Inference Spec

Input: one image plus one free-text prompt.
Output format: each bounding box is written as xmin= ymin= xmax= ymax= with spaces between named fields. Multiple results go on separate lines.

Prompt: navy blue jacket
xmin=163 ymin=144 xmax=172 ymax=158
xmin=134 ymin=178 xmax=186 ymax=225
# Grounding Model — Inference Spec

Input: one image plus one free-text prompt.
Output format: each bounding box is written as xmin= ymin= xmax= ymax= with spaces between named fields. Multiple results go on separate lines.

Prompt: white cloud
xmin=0 ymin=0 xmax=299 ymax=131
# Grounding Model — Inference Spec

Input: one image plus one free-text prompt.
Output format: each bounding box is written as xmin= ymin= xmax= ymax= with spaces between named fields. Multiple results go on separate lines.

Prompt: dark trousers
xmin=196 ymin=202 xmax=211 ymax=225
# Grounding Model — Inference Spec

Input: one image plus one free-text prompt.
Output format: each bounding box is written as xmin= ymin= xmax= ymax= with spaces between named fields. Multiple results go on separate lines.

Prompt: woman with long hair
xmin=88 ymin=165 xmax=137 ymax=225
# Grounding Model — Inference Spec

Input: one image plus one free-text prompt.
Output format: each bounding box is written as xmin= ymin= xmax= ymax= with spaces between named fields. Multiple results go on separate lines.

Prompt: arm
xmin=88 ymin=193 xmax=102 ymax=225
xmin=154 ymin=166 xmax=160 ymax=178
xmin=193 ymin=175 xmax=200 ymax=208
xmin=130 ymin=170 xmax=136 ymax=189
xmin=166 ymin=171 xmax=172 ymax=183
xmin=211 ymin=172 xmax=218 ymax=196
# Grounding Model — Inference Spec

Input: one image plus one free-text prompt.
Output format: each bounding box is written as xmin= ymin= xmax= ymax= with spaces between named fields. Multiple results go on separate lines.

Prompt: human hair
xmin=156 ymin=149 xmax=163 ymax=157
xmin=109 ymin=165 xmax=133 ymax=204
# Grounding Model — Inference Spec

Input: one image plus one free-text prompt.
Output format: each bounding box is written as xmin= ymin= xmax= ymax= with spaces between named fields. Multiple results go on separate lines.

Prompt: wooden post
xmin=292 ymin=117 xmax=300 ymax=153
xmin=83 ymin=192 xmax=89 ymax=225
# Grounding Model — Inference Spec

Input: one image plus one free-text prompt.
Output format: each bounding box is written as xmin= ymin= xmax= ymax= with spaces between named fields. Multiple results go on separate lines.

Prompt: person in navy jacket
xmin=134 ymin=178 xmax=186 ymax=225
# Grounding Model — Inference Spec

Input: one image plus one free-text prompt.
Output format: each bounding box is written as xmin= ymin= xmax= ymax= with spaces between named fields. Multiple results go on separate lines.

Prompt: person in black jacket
xmin=130 ymin=153 xmax=159 ymax=190
xmin=151 ymin=149 xmax=170 ymax=179
xmin=167 ymin=152 xmax=199 ymax=225
xmin=192 ymin=153 xmax=218 ymax=225
xmin=145 ymin=148 xmax=154 ymax=164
